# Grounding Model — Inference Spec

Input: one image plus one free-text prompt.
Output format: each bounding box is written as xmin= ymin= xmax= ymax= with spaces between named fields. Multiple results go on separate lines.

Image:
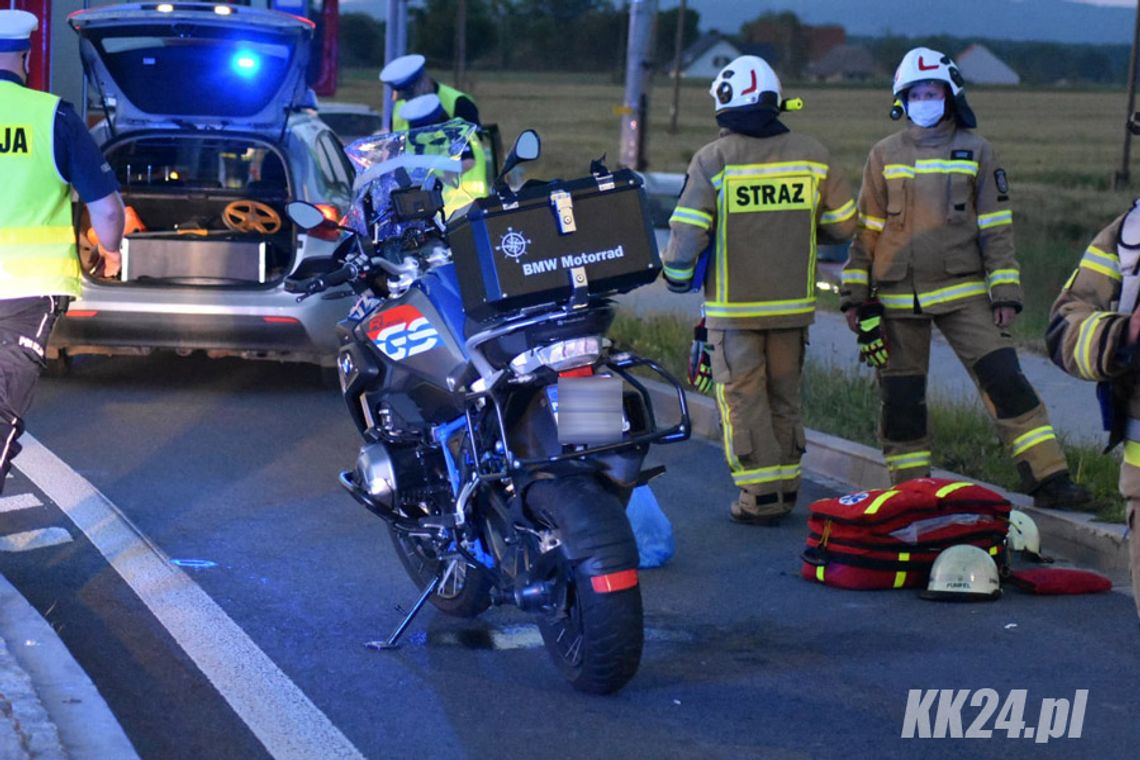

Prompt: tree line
xmin=338 ymin=3 xmax=1130 ymax=87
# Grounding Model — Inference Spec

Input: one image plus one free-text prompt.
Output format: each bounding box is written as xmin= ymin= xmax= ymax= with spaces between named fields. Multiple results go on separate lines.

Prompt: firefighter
xmin=662 ymin=55 xmax=857 ymax=525
xmin=380 ymin=54 xmax=481 ymax=131
xmin=1046 ymin=203 xmax=1140 ymax=621
xmin=0 ymin=10 xmax=124 ymax=492
xmin=840 ymin=47 xmax=1089 ymax=507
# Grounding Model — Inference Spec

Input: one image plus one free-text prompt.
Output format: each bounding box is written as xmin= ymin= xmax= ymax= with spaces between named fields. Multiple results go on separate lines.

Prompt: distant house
xmin=956 ymin=44 xmax=1020 ymax=86
xmin=807 ymin=43 xmax=878 ymax=82
xmin=675 ymin=34 xmax=741 ymax=79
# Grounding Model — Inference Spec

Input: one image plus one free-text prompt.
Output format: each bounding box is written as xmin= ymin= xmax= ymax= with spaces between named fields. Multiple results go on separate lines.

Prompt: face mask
xmin=907 ymin=98 xmax=945 ymax=128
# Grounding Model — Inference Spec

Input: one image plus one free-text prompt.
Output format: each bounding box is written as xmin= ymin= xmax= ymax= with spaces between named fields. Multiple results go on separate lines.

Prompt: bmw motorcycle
xmin=285 ymin=121 xmax=689 ymax=694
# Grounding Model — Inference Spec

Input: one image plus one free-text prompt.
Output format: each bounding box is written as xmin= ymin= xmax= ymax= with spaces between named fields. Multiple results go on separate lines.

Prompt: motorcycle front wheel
xmin=388 ymin=511 xmax=493 ymax=618
xmin=526 ymin=475 xmax=644 ymax=694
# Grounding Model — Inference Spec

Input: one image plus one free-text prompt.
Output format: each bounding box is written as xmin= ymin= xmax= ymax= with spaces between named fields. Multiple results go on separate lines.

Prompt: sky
xmin=339 ymin=0 xmax=1140 ymax=45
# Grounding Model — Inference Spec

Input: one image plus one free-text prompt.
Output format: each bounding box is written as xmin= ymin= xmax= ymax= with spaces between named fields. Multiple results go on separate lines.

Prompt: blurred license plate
xmin=549 ymin=377 xmax=624 ymax=445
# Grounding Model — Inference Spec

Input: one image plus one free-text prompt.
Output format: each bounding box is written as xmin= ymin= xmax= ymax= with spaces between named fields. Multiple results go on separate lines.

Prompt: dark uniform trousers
xmin=0 ymin=296 xmax=65 ymax=491
xmin=708 ymin=327 xmax=806 ymax=510
xmin=878 ymin=297 xmax=1066 ymax=488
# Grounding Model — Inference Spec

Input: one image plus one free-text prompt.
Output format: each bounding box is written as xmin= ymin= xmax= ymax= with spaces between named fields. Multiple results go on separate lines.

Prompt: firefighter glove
xmin=688 ymin=319 xmax=714 ymax=393
xmin=856 ymin=299 xmax=889 ymax=367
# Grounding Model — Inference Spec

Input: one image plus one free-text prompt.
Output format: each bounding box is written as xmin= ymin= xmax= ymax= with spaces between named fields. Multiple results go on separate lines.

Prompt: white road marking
xmin=15 ymin=434 xmax=366 ymax=760
xmin=0 ymin=493 xmax=43 ymax=513
xmin=0 ymin=527 xmax=72 ymax=552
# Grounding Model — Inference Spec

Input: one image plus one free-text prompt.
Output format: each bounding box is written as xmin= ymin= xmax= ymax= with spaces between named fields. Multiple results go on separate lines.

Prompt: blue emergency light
xmin=231 ymin=50 xmax=261 ymax=77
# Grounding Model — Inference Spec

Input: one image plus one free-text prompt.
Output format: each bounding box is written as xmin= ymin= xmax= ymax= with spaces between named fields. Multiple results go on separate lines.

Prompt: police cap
xmin=380 ymin=54 xmax=426 ymax=91
xmin=400 ymin=94 xmax=447 ymax=128
xmin=0 ymin=9 xmax=37 ymax=53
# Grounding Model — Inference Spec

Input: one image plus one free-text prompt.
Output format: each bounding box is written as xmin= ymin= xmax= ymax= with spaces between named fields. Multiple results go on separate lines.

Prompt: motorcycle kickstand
xmin=365 ymin=575 xmax=440 ymax=651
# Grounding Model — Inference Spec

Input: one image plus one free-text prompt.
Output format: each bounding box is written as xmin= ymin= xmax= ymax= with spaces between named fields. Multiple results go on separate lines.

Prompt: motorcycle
xmin=285 ymin=121 xmax=689 ymax=694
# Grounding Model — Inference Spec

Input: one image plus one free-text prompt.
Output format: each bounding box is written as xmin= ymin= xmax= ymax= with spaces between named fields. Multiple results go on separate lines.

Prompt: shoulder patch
xmin=951 ymin=149 xmax=974 ymax=161
xmin=994 ymin=168 xmax=1009 ymax=195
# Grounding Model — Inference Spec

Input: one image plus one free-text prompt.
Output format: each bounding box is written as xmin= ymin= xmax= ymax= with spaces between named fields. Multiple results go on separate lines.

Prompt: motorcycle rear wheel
xmin=527 ymin=476 xmax=643 ymax=694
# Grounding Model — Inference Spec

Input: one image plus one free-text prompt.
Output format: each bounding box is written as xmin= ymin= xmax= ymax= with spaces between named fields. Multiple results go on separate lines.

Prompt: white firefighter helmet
xmin=920 ymin=544 xmax=1001 ymax=601
xmin=1007 ymin=510 xmax=1041 ymax=554
xmin=709 ymin=55 xmax=781 ymax=112
xmin=891 ymin=46 xmax=976 ymax=127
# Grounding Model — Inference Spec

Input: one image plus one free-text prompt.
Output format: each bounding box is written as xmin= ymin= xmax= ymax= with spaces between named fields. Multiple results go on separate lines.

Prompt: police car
xmin=52 ymin=2 xmax=355 ymax=375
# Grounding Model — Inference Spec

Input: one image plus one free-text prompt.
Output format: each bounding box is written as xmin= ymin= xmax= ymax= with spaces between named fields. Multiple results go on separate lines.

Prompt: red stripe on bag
xmin=591 ymin=569 xmax=639 ymax=593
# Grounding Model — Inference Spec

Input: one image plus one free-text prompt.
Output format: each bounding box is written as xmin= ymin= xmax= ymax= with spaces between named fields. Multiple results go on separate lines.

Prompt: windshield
xmin=87 ymin=26 xmax=298 ymax=119
xmin=343 ymin=119 xmax=478 ymax=241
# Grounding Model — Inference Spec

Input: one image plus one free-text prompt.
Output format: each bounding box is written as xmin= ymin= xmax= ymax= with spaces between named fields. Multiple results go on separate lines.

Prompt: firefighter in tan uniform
xmin=1047 ymin=204 xmax=1140 ymax=622
xmin=662 ymin=56 xmax=856 ymax=524
xmin=840 ymin=47 xmax=1089 ymax=507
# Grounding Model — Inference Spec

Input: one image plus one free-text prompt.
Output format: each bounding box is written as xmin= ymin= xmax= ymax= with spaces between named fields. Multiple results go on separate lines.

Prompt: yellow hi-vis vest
xmin=410 ymin=125 xmax=489 ymax=218
xmin=393 ymin=82 xmax=471 ymax=132
xmin=0 ymin=82 xmax=81 ymax=299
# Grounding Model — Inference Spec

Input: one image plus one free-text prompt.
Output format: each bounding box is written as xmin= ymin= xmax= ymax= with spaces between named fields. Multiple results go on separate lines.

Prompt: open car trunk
xmin=81 ymin=133 xmax=296 ymax=286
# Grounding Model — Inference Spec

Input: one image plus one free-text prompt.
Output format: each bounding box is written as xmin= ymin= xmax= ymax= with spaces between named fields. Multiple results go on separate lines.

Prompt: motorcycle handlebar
xmin=285 ymin=262 xmax=356 ymax=300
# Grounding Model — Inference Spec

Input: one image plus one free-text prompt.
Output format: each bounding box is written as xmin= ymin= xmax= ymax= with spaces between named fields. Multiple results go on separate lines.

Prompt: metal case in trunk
xmin=447 ymin=169 xmax=661 ymax=321
xmin=121 ymin=235 xmax=267 ymax=283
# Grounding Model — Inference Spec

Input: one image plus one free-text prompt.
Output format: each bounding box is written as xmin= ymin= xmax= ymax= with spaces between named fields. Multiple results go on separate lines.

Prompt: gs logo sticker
xmin=366 ymin=304 xmax=441 ymax=361
xmin=838 ymin=492 xmax=870 ymax=506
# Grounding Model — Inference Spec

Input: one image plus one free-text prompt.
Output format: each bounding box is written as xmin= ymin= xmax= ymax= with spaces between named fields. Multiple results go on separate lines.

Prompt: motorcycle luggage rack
xmin=462 ymin=354 xmax=691 ymax=481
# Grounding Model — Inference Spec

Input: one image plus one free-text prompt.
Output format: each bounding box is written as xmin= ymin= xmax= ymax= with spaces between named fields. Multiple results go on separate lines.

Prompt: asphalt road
xmin=1 ymin=353 xmax=1138 ymax=759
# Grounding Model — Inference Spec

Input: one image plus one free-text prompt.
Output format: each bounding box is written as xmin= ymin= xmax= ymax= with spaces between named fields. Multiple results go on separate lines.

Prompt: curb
xmin=644 ymin=378 xmax=1132 ymax=587
xmin=0 ymin=574 xmax=139 ymax=760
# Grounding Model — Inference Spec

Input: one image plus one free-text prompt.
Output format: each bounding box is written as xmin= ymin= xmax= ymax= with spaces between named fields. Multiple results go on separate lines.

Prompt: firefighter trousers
xmin=0 ymin=296 xmax=64 ymax=494
xmin=1119 ymin=462 xmax=1140 ymax=622
xmin=877 ymin=297 xmax=1066 ymax=489
xmin=707 ymin=327 xmax=806 ymax=513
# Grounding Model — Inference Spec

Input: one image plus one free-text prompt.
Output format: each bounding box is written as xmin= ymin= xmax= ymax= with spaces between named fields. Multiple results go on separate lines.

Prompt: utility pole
xmin=382 ymin=0 xmax=407 ymax=132
xmin=1115 ymin=0 xmax=1140 ymax=190
xmin=454 ymin=0 xmax=467 ymax=91
xmin=668 ymin=0 xmax=686 ymax=134
xmin=619 ymin=0 xmax=657 ymax=170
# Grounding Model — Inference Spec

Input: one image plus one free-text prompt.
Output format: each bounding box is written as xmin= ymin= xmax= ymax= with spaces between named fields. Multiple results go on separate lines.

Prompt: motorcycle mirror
xmin=495 ymin=129 xmax=542 ymax=190
xmin=287 ymin=201 xmax=330 ymax=231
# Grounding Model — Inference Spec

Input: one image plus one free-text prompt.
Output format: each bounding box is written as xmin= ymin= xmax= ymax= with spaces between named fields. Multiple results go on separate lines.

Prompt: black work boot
xmin=1031 ymin=472 xmax=1093 ymax=510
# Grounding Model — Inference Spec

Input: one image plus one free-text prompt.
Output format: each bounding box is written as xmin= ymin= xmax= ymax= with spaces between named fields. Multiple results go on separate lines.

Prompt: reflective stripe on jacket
xmin=662 ymin=130 xmax=855 ymax=330
xmin=0 ymin=81 xmax=81 ymax=299
xmin=841 ymin=120 xmax=1019 ymax=316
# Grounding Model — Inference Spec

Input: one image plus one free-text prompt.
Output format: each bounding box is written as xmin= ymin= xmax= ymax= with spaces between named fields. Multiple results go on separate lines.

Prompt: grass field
xmin=337 ymin=68 xmax=1138 ymax=341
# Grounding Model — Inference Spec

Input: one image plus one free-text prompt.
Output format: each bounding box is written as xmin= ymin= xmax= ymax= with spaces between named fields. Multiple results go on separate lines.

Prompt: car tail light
xmin=65 ymin=310 xmax=98 ymax=318
xmin=305 ymin=204 xmax=342 ymax=241
xmin=263 ymin=316 xmax=300 ymax=324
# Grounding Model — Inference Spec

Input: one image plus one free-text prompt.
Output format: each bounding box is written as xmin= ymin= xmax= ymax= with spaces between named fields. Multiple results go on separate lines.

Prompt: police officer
xmin=1047 ymin=202 xmax=1140 ymax=623
xmin=380 ymin=54 xmax=480 ymax=131
xmin=401 ymin=94 xmax=488 ymax=218
xmin=662 ymin=56 xmax=856 ymax=525
xmin=0 ymin=10 xmax=124 ymax=491
xmin=840 ymin=47 xmax=1089 ymax=507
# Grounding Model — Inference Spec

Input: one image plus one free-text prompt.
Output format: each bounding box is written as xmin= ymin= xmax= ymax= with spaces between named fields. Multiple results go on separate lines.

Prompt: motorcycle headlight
xmin=534 ymin=336 xmax=602 ymax=372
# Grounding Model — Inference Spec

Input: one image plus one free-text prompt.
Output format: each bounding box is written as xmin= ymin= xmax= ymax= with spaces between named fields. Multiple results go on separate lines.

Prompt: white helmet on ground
xmin=709 ymin=55 xmax=782 ymax=113
xmin=890 ymin=46 xmax=976 ymax=127
xmin=1007 ymin=510 xmax=1041 ymax=554
xmin=921 ymin=544 xmax=1001 ymax=601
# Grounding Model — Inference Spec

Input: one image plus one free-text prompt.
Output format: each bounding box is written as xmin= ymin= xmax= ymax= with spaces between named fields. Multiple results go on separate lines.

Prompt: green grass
xmin=610 ymin=312 xmax=1126 ymax=523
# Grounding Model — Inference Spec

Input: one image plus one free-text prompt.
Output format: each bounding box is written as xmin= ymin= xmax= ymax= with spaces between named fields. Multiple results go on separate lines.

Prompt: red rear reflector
xmin=263 ymin=316 xmax=300 ymax=324
xmin=66 ymin=310 xmax=98 ymax=318
xmin=590 ymin=569 xmax=638 ymax=593
xmin=559 ymin=366 xmax=594 ymax=378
